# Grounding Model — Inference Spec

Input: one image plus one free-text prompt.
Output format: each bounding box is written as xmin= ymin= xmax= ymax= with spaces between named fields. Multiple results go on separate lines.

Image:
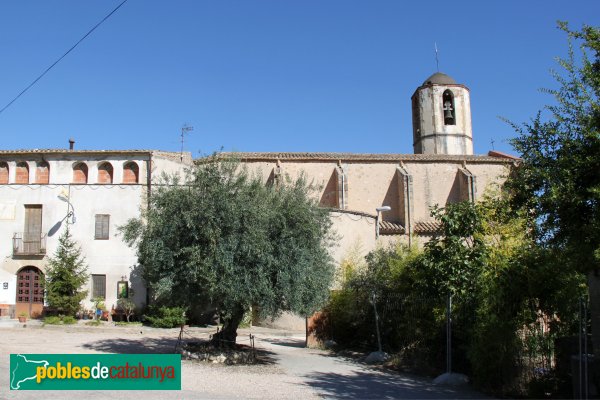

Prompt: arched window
xmin=97 ymin=162 xmax=113 ymax=184
xmin=72 ymin=163 xmax=88 ymax=184
xmin=35 ymin=161 xmax=49 ymax=184
xmin=123 ymin=162 xmax=139 ymax=184
xmin=0 ymin=162 xmax=8 ymax=184
xmin=442 ymin=89 xmax=456 ymax=125
xmin=15 ymin=162 xmax=29 ymax=184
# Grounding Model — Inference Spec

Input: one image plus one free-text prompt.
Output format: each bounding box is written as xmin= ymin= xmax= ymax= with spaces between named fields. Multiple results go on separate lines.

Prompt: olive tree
xmin=121 ymin=156 xmax=335 ymax=344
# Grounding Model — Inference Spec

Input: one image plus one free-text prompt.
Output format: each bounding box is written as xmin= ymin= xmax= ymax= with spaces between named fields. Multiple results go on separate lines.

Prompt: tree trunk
xmin=212 ymin=305 xmax=245 ymax=347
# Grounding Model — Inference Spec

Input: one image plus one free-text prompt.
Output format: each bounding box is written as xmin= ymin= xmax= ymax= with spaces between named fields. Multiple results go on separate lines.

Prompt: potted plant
xmin=91 ymin=297 xmax=106 ymax=321
xmin=18 ymin=312 xmax=28 ymax=323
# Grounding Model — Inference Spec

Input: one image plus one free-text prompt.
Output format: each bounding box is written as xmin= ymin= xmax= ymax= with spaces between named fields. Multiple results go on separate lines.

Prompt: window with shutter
xmin=94 ymin=214 xmax=110 ymax=240
xmin=92 ymin=274 xmax=106 ymax=299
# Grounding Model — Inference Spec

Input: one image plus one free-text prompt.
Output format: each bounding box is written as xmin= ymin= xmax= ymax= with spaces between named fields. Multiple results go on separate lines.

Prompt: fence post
xmin=446 ymin=293 xmax=452 ymax=374
xmin=579 ymin=296 xmax=590 ymax=400
xmin=372 ymin=292 xmax=383 ymax=353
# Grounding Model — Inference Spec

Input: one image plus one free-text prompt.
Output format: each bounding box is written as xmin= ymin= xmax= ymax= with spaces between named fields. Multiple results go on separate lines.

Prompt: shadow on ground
xmin=260 ymin=337 xmax=307 ymax=348
xmin=81 ymin=336 xmax=179 ymax=354
xmin=302 ymin=370 xmax=487 ymax=399
xmin=81 ymin=336 xmax=279 ymax=365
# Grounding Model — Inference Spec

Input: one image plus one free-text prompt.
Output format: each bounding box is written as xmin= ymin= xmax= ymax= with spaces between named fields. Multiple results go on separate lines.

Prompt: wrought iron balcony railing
xmin=13 ymin=232 xmax=47 ymax=256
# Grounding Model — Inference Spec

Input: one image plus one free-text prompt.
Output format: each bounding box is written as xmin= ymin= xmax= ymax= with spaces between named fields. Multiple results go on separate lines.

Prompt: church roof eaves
xmin=208 ymin=152 xmax=516 ymax=163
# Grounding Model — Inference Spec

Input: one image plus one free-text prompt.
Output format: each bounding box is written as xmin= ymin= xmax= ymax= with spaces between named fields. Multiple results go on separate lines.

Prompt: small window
xmin=97 ymin=162 xmax=113 ymax=184
xmin=35 ymin=162 xmax=49 ymax=184
xmin=123 ymin=162 xmax=139 ymax=184
xmin=73 ymin=163 xmax=88 ymax=184
xmin=0 ymin=162 xmax=8 ymax=184
xmin=15 ymin=162 xmax=29 ymax=184
xmin=95 ymin=214 xmax=110 ymax=240
xmin=92 ymin=274 xmax=106 ymax=299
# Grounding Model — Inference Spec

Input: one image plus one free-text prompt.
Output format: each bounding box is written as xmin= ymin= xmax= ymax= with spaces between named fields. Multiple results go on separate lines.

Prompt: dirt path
xmin=0 ymin=324 xmax=488 ymax=399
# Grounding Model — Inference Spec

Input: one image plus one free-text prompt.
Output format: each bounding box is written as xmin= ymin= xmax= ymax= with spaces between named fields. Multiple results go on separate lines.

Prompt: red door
xmin=15 ymin=266 xmax=44 ymax=318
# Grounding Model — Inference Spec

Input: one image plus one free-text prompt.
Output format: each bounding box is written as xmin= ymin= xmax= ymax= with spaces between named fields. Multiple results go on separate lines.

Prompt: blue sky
xmin=0 ymin=1 xmax=597 ymax=156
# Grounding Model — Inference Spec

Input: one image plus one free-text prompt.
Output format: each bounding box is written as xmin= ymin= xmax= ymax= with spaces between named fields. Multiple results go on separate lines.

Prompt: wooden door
xmin=15 ymin=266 xmax=44 ymax=318
xmin=24 ymin=205 xmax=42 ymax=254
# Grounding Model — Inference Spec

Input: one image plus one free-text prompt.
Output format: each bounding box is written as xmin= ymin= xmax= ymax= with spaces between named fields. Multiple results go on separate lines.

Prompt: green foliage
xmin=144 ymin=306 xmax=186 ymax=328
xmin=324 ymin=194 xmax=585 ymax=394
xmin=91 ymin=297 xmax=106 ymax=311
xmin=121 ymin=156 xmax=335 ymax=341
xmin=117 ymin=298 xmax=136 ymax=322
xmin=43 ymin=316 xmax=61 ymax=325
xmin=45 ymin=227 xmax=88 ymax=317
xmin=114 ymin=321 xmax=142 ymax=326
xmin=85 ymin=320 xmax=101 ymax=326
xmin=417 ymin=202 xmax=486 ymax=300
xmin=508 ymin=22 xmax=600 ymax=272
xmin=43 ymin=315 xmax=77 ymax=325
xmin=326 ymin=243 xmax=430 ymax=353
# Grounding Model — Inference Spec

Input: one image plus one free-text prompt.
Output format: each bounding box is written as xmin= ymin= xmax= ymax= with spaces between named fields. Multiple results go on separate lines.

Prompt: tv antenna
xmin=180 ymin=124 xmax=194 ymax=161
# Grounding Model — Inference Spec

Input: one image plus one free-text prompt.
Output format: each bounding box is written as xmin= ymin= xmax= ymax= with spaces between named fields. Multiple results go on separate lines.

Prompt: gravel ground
xmin=0 ymin=323 xmax=489 ymax=399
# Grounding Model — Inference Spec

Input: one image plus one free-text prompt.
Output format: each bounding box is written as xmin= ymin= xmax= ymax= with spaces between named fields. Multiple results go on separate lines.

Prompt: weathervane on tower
xmin=435 ymin=42 xmax=440 ymax=72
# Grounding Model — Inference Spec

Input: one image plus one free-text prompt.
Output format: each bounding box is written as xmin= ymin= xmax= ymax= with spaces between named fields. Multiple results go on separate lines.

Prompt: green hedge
xmin=144 ymin=306 xmax=186 ymax=328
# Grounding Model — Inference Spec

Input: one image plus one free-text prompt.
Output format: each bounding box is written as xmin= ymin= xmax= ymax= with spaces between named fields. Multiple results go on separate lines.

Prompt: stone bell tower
xmin=411 ymin=72 xmax=473 ymax=155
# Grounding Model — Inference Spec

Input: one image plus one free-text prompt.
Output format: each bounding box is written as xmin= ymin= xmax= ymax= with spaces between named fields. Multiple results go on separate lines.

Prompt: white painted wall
xmin=0 ymin=151 xmax=190 ymax=316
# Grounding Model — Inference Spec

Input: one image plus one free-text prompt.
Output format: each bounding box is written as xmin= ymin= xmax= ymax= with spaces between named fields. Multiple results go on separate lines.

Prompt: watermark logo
xmin=10 ymin=354 xmax=181 ymax=390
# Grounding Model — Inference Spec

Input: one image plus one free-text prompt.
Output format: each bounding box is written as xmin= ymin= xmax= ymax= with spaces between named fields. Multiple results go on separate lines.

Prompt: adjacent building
xmin=0 ymin=149 xmax=191 ymax=318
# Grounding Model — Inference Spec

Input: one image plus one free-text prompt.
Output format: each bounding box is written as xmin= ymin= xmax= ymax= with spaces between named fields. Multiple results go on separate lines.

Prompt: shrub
xmin=117 ymin=298 xmax=136 ymax=322
xmin=43 ymin=315 xmax=77 ymax=325
xmin=114 ymin=321 xmax=142 ymax=326
xmin=62 ymin=316 xmax=77 ymax=325
xmin=43 ymin=316 xmax=61 ymax=325
xmin=144 ymin=306 xmax=186 ymax=328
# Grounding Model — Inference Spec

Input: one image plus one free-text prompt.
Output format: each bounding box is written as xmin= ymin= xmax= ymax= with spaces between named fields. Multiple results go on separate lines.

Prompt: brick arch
xmin=123 ymin=162 xmax=139 ymax=184
xmin=35 ymin=161 xmax=49 ymax=184
xmin=72 ymin=162 xmax=88 ymax=184
xmin=0 ymin=162 xmax=8 ymax=184
xmin=15 ymin=162 xmax=29 ymax=184
xmin=97 ymin=162 xmax=113 ymax=184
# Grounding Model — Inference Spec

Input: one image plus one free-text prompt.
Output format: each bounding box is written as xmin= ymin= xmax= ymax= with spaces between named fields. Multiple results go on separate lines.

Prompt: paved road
xmin=0 ymin=323 xmax=488 ymax=399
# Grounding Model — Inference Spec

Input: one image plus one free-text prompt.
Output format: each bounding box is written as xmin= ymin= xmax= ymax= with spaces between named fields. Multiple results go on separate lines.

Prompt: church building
xmin=0 ymin=72 xmax=517 ymax=322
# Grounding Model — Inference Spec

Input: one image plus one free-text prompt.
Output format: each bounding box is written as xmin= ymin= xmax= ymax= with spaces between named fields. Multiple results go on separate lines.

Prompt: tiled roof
xmin=487 ymin=150 xmax=521 ymax=160
xmin=212 ymin=152 xmax=516 ymax=163
xmin=379 ymin=221 xmax=405 ymax=235
xmin=0 ymin=149 xmax=190 ymax=162
xmin=0 ymin=149 xmax=154 ymax=155
xmin=413 ymin=221 xmax=442 ymax=234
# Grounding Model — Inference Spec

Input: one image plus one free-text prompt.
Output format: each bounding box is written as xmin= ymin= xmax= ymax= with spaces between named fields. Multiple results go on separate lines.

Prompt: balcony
xmin=13 ymin=232 xmax=47 ymax=256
